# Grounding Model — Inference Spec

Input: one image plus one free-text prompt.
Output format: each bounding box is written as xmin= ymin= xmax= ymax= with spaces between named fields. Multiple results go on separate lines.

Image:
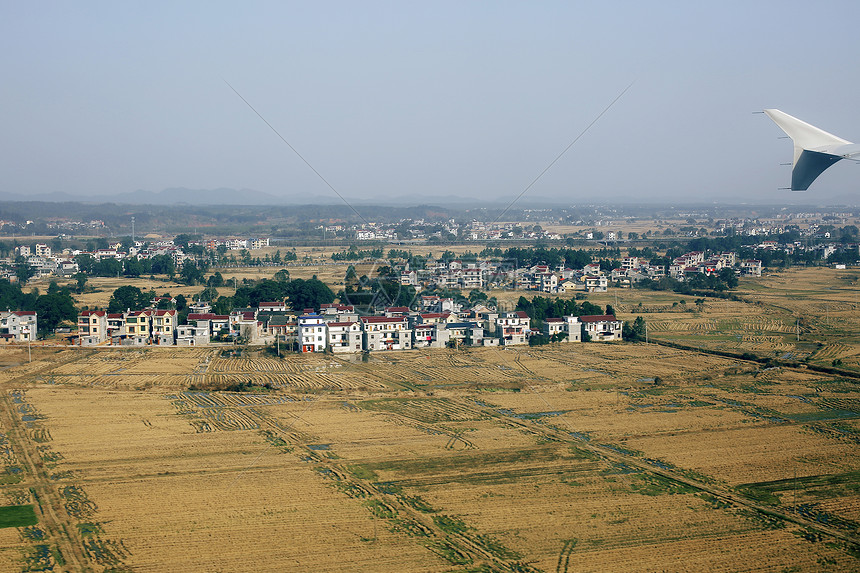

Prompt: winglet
xmin=763 ymin=109 xmax=852 ymax=190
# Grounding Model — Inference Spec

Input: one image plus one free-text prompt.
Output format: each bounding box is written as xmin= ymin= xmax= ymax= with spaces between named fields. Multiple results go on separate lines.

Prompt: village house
xmin=580 ymin=314 xmax=623 ymax=341
xmin=445 ymin=322 xmax=485 ymax=347
xmin=78 ymin=310 xmax=108 ymax=345
xmin=741 ymin=259 xmax=762 ymax=277
xmin=188 ymin=313 xmax=230 ymax=338
xmin=496 ymin=311 xmax=529 ymax=345
xmin=326 ymin=321 xmax=363 ymax=353
xmin=298 ymin=314 xmax=326 ymax=353
xmin=361 ymin=316 xmax=412 ymax=351
xmin=412 ymin=323 xmax=450 ymax=348
xmin=0 ymin=311 xmax=37 ymax=342
xmin=542 ymin=316 xmax=582 ymax=342
xmin=176 ymin=324 xmax=210 ymax=346
xmin=151 ymin=309 xmax=177 ymax=344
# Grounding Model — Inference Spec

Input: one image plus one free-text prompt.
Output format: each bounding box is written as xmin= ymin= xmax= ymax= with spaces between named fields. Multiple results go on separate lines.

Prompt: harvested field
xmin=0 ymin=268 xmax=856 ymax=570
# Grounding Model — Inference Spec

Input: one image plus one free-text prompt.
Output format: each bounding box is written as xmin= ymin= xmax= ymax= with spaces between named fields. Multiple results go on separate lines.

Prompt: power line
xmin=223 ymin=79 xmax=370 ymax=226
xmin=493 ymin=80 xmax=635 ymax=224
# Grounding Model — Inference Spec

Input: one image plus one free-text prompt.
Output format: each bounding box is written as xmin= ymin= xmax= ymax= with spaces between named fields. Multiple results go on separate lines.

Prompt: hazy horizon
xmin=3 ymin=2 xmax=860 ymax=207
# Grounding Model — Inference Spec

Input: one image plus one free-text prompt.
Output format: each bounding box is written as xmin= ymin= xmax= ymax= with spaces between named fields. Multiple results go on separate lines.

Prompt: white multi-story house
xmin=580 ymin=314 xmax=623 ymax=341
xmin=741 ymin=260 xmax=762 ymax=277
xmin=496 ymin=311 xmax=529 ymax=345
xmin=298 ymin=314 xmax=326 ymax=353
xmin=584 ymin=275 xmax=608 ymax=292
xmin=78 ymin=310 xmax=108 ymax=345
xmin=538 ymin=272 xmax=558 ymax=293
xmin=0 ymin=311 xmax=37 ymax=341
xmin=326 ymin=321 xmax=362 ymax=353
xmin=621 ymin=257 xmax=640 ymax=271
xmin=361 ymin=316 xmax=412 ymax=351
xmin=176 ymin=324 xmax=210 ymax=346
xmin=413 ymin=323 xmax=450 ymax=348
xmin=542 ymin=316 xmax=581 ymax=342
xmin=188 ymin=313 xmax=230 ymax=337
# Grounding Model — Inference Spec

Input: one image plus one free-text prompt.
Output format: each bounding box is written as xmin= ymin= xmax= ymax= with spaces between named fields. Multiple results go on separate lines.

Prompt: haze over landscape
xmin=2 ymin=5 xmax=860 ymax=571
xmin=2 ymin=1 xmax=859 ymax=206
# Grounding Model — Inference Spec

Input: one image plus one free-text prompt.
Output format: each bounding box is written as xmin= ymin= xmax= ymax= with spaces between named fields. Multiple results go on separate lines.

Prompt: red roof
xmin=579 ymin=314 xmax=618 ymax=323
xmin=361 ymin=316 xmax=407 ymax=324
xmin=188 ymin=313 xmax=216 ymax=320
xmin=326 ymin=321 xmax=357 ymax=327
xmin=189 ymin=313 xmax=229 ymax=321
xmin=80 ymin=310 xmax=106 ymax=317
xmin=320 ymin=304 xmax=355 ymax=311
xmin=420 ymin=313 xmax=449 ymax=319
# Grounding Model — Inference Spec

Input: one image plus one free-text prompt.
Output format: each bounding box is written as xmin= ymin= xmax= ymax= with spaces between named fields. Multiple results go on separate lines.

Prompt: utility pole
xmin=793 ymin=465 xmax=798 ymax=513
xmin=131 ymin=216 xmax=135 ymax=243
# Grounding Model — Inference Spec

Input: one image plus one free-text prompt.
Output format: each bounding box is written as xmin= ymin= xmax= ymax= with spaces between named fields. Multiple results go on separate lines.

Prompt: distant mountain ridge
xmin=0 ymin=188 xmax=529 ymax=207
xmin=0 ymin=187 xmax=854 ymax=207
xmin=0 ymin=187 xmax=292 ymax=206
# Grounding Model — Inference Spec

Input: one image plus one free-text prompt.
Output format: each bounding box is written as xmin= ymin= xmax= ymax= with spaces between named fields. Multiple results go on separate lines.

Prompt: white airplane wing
xmin=763 ymin=109 xmax=858 ymax=191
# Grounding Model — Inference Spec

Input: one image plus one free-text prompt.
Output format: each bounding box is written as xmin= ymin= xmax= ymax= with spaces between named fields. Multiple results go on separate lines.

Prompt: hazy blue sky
xmin=2 ymin=1 xmax=859 ymax=205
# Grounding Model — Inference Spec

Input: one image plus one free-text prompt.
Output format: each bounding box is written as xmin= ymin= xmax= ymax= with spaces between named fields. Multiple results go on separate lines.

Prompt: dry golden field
xmin=0 ymin=331 xmax=856 ymax=571
xmin=0 ymin=268 xmax=857 ymax=571
xmin=592 ymin=267 xmax=860 ymax=372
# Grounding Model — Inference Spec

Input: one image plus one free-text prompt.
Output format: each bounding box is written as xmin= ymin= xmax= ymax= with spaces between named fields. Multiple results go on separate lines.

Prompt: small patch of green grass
xmin=364 ymin=499 xmax=397 ymax=519
xmin=0 ymin=504 xmax=37 ymax=528
xmin=630 ymin=474 xmax=698 ymax=496
xmin=346 ymin=464 xmax=378 ymax=481
xmin=433 ymin=514 xmax=471 ymax=536
xmin=399 ymin=495 xmax=436 ymax=513
xmin=736 ymin=485 xmax=781 ymax=506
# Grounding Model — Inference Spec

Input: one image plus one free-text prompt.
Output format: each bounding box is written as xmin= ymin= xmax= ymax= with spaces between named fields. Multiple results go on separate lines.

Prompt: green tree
xmin=123 ymin=257 xmax=144 ymax=277
xmin=35 ymin=291 xmax=77 ymax=334
xmin=149 ymin=254 xmax=176 ymax=278
xmin=622 ymin=316 xmax=647 ymax=341
xmin=180 ymin=261 xmax=205 ymax=285
xmin=198 ymin=287 xmax=219 ymax=302
xmin=468 ymin=290 xmax=488 ymax=304
xmin=15 ymin=263 xmax=35 ymax=285
xmin=74 ymin=254 xmax=96 ymax=274
xmin=73 ymin=272 xmax=88 ymax=294
xmin=285 ymin=278 xmax=335 ymax=311
xmin=108 ymin=285 xmax=151 ymax=313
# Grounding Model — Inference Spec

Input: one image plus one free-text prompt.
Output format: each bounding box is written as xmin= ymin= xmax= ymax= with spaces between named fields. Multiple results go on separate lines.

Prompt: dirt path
xmin=482 ymin=403 xmax=860 ymax=548
xmin=0 ymin=390 xmax=91 ymax=571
